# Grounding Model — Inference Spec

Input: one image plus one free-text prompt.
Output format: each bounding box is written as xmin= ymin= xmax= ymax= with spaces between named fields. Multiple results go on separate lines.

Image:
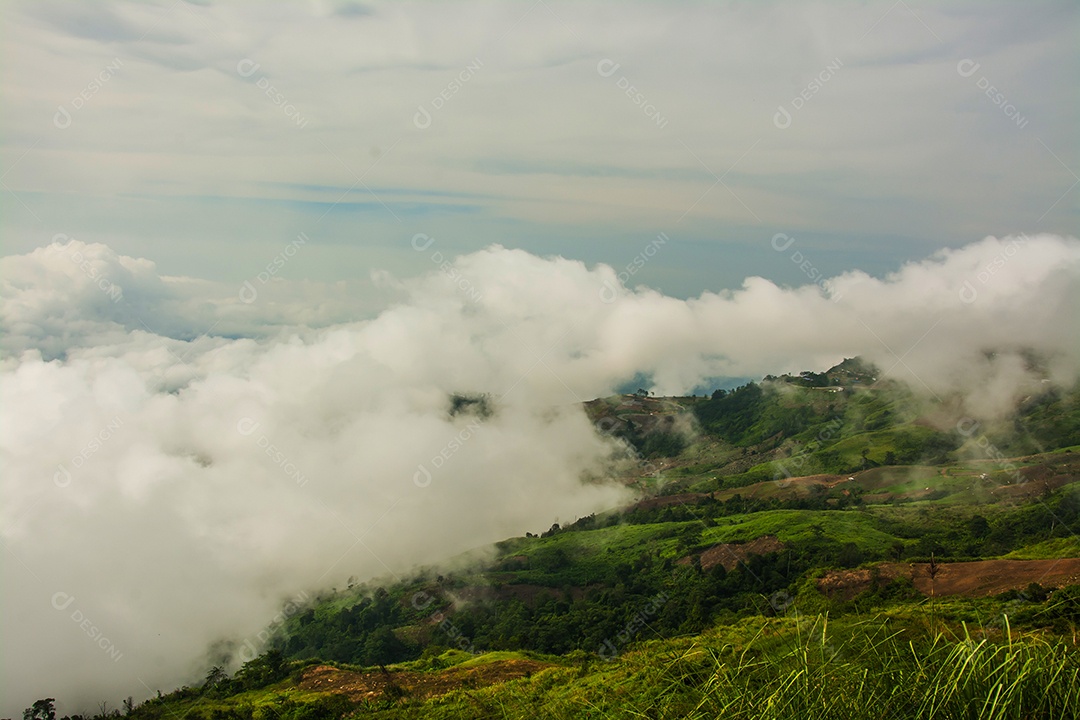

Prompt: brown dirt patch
xmin=677 ymin=534 xmax=785 ymax=572
xmin=297 ymin=657 xmax=550 ymax=702
xmin=712 ymin=474 xmax=855 ymax=502
xmin=818 ymin=558 xmax=1080 ymax=601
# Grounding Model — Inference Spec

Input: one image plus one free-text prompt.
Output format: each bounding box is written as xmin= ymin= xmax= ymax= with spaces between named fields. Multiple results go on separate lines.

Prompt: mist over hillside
xmin=1 ymin=233 xmax=1078 ymax=716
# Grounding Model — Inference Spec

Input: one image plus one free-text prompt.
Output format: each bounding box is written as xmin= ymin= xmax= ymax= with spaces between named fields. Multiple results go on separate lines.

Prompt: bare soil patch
xmin=818 ymin=558 xmax=1080 ymax=601
xmin=677 ymin=535 xmax=785 ymax=572
xmin=298 ymin=657 xmax=551 ymax=702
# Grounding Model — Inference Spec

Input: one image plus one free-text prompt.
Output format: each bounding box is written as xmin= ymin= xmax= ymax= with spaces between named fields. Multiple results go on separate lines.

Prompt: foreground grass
xmin=364 ymin=615 xmax=1078 ymax=720
xmin=150 ymin=612 xmax=1078 ymax=720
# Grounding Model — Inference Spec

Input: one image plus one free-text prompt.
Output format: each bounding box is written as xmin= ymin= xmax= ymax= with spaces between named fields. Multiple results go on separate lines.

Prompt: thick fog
xmin=2 ymin=232 xmax=1078 ymax=715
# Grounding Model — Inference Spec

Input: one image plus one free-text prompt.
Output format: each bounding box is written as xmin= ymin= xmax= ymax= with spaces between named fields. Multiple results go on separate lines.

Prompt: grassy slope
xmin=136 ymin=608 xmax=1080 ymax=720
xmin=369 ymin=614 xmax=1080 ymax=720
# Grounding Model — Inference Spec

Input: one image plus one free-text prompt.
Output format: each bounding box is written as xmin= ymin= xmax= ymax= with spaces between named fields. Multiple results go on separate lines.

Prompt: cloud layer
xmin=2 ymin=233 xmax=1079 ymax=715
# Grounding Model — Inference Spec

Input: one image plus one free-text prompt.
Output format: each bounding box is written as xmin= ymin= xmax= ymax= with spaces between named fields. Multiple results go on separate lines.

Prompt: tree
xmin=234 ymin=649 xmax=287 ymax=690
xmin=363 ymin=626 xmax=405 ymax=669
xmin=968 ymin=515 xmax=991 ymax=539
xmin=927 ymin=553 xmax=941 ymax=632
xmin=23 ymin=699 xmax=56 ymax=720
xmin=203 ymin=665 xmax=228 ymax=689
xmin=838 ymin=542 xmax=862 ymax=568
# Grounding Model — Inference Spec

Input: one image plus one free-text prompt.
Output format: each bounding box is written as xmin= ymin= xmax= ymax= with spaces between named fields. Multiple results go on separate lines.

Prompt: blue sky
xmin=2 ymin=0 xmax=1077 ymax=299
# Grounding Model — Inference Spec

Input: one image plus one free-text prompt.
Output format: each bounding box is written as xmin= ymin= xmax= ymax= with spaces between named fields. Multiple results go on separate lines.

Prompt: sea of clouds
xmin=1 ymin=233 xmax=1078 ymax=715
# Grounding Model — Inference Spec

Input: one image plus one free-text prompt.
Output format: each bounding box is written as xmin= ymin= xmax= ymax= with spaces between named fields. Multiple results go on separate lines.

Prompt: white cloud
xmin=1 ymin=233 xmax=1078 ymax=714
xmin=0 ymin=239 xmax=395 ymax=360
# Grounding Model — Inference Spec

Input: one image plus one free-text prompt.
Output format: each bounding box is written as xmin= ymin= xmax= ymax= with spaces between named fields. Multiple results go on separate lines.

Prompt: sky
xmin=2 ymin=0 xmax=1077 ymax=296
xmin=1 ymin=1 xmax=1079 ymax=717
